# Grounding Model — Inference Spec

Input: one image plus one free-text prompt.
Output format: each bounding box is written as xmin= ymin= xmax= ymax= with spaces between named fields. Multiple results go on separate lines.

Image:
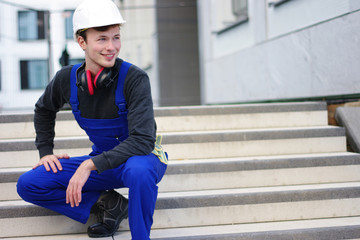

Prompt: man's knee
xmin=17 ymin=169 xmax=49 ymax=202
xmin=17 ymin=172 xmax=33 ymax=201
xmin=123 ymin=156 xmax=157 ymax=187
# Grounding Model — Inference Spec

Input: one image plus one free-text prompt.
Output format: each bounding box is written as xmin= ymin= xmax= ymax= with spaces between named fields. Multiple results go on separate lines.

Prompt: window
xmin=232 ymin=0 xmax=248 ymax=20
xmin=18 ymin=11 xmax=46 ymax=40
xmin=64 ymin=10 xmax=75 ymax=39
xmin=20 ymin=60 xmax=48 ymax=89
xmin=213 ymin=0 xmax=248 ymax=33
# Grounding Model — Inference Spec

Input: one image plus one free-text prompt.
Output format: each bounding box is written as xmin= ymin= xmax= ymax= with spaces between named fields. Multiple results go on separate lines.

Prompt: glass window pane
xmin=213 ymin=0 xmax=248 ymax=32
xmin=18 ymin=11 xmax=38 ymax=40
xmin=21 ymin=60 xmax=48 ymax=89
xmin=28 ymin=60 xmax=48 ymax=89
xmin=64 ymin=10 xmax=74 ymax=39
xmin=232 ymin=0 xmax=247 ymax=17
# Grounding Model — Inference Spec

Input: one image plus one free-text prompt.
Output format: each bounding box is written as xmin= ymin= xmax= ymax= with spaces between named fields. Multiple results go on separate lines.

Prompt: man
xmin=17 ymin=0 xmax=168 ymax=239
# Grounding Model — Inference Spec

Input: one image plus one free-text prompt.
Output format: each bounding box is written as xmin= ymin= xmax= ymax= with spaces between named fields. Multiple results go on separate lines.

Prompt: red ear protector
xmin=77 ymin=67 xmax=114 ymax=95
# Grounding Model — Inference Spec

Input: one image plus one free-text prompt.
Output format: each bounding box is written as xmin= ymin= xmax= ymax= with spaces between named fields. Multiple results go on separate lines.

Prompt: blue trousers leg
xmin=17 ymin=155 xmax=114 ymax=223
xmin=117 ymin=153 xmax=167 ymax=240
xmin=17 ymin=153 xmax=167 ymax=239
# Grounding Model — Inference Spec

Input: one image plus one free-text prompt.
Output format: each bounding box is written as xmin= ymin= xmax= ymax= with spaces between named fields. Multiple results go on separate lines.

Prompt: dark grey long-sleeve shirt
xmin=34 ymin=58 xmax=156 ymax=173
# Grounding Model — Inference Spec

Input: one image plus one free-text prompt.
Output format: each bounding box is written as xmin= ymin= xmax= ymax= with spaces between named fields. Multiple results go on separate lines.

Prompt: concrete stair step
xmin=4 ymin=217 xmax=360 ymax=239
xmin=0 ymin=102 xmax=328 ymax=139
xmin=1 ymin=182 xmax=360 ymax=238
xmin=2 ymin=152 xmax=360 ymax=201
xmin=162 ymin=126 xmax=346 ymax=159
xmin=155 ymin=182 xmax=360 ymax=228
xmin=149 ymin=217 xmax=360 ymax=240
xmin=155 ymin=101 xmax=328 ymax=133
xmin=0 ymin=126 xmax=347 ymax=168
xmin=159 ymin=151 xmax=360 ymax=192
xmin=0 ymin=101 xmax=358 ymax=239
xmin=1 ymin=126 xmax=346 ymax=152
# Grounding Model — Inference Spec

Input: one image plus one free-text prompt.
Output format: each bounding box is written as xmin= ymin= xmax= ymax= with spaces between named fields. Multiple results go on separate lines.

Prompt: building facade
xmin=0 ymin=0 xmax=158 ymax=111
xmin=197 ymin=0 xmax=360 ymax=104
xmin=2 ymin=0 xmax=359 ymax=111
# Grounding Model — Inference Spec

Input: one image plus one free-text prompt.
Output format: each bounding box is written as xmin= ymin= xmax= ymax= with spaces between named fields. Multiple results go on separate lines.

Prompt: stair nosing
xmin=155 ymin=182 xmax=360 ymax=209
xmin=0 ymin=102 xmax=327 ymax=123
xmin=161 ymin=126 xmax=345 ymax=144
xmin=2 ymin=152 xmax=360 ymax=182
xmin=154 ymin=102 xmax=327 ymax=117
xmin=152 ymin=223 xmax=360 ymax=240
xmin=2 ymin=182 xmax=360 ymax=218
xmin=1 ymin=152 xmax=360 ymax=183
xmin=0 ymin=127 xmax=345 ymax=152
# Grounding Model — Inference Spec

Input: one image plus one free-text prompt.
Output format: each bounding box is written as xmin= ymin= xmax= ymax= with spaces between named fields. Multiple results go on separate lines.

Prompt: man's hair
xmin=76 ymin=24 xmax=120 ymax=42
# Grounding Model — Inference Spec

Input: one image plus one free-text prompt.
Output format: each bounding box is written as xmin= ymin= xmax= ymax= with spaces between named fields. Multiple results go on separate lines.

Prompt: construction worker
xmin=16 ymin=0 xmax=168 ymax=239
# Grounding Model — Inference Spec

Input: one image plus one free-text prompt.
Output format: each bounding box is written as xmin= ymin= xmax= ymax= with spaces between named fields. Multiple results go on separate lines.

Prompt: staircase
xmin=1 ymin=101 xmax=360 ymax=239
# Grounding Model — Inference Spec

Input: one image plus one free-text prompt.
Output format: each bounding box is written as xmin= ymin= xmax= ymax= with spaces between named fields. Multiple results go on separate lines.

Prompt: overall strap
xmin=115 ymin=61 xmax=132 ymax=115
xmin=70 ymin=63 xmax=82 ymax=112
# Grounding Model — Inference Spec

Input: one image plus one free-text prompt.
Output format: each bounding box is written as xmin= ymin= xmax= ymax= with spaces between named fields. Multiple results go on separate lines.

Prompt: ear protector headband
xmin=77 ymin=67 xmax=114 ymax=95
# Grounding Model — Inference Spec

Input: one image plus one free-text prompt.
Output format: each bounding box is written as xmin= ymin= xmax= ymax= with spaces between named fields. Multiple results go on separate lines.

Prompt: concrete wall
xmin=156 ymin=0 xmax=200 ymax=106
xmin=198 ymin=0 xmax=360 ymax=104
xmin=118 ymin=0 xmax=159 ymax=106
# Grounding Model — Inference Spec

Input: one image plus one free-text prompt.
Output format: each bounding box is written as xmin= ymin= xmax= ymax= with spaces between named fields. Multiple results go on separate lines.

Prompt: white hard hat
xmin=73 ymin=0 xmax=126 ymax=37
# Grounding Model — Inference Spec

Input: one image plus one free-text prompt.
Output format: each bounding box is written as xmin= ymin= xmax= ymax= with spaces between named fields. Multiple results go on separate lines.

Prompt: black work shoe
xmin=88 ymin=190 xmax=128 ymax=238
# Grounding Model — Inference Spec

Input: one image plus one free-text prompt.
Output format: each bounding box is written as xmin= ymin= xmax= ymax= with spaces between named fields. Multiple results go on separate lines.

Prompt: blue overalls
xmin=17 ymin=61 xmax=167 ymax=240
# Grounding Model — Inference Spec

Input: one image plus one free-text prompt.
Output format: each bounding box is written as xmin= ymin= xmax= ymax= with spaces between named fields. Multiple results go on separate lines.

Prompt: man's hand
xmin=66 ymin=159 xmax=96 ymax=207
xmin=33 ymin=154 xmax=69 ymax=173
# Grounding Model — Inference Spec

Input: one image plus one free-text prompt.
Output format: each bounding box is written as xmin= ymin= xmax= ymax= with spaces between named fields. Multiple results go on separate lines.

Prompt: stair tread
xmin=157 ymin=181 xmax=360 ymax=200
xmin=1 ymin=152 xmax=360 ymax=183
xmin=2 ymin=181 xmax=360 ymax=210
xmin=2 ymin=151 xmax=358 ymax=169
xmin=167 ymin=151 xmax=360 ymax=165
xmin=0 ymin=125 xmax=344 ymax=142
xmin=0 ymin=102 xmax=327 ymax=123
xmin=3 ymin=216 xmax=360 ymax=239
xmin=0 ymin=126 xmax=346 ymax=153
xmin=161 ymin=125 xmax=342 ymax=134
xmin=151 ymin=216 xmax=360 ymax=239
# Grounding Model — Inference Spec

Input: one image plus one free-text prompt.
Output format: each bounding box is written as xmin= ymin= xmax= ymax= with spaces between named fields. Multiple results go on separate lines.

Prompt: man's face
xmin=78 ymin=25 xmax=121 ymax=71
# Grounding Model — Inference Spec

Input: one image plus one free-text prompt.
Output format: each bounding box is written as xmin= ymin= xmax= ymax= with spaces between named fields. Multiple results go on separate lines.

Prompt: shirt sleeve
xmin=91 ymin=65 xmax=156 ymax=173
xmin=34 ymin=67 xmax=71 ymax=158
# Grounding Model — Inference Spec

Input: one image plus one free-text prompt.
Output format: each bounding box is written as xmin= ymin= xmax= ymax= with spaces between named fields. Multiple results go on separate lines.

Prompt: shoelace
xmin=94 ymin=201 xmax=118 ymax=226
xmin=94 ymin=202 xmax=105 ymax=223
xmin=94 ymin=202 xmax=116 ymax=239
xmin=94 ymin=197 xmax=121 ymax=239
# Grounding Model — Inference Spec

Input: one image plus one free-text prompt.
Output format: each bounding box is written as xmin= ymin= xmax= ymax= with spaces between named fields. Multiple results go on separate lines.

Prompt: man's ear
xmin=77 ymin=36 xmax=86 ymax=51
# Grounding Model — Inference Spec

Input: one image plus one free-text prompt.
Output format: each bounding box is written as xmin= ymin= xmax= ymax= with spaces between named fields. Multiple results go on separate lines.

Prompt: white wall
xmin=0 ymin=0 xmax=82 ymax=111
xmin=198 ymin=0 xmax=360 ymax=104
